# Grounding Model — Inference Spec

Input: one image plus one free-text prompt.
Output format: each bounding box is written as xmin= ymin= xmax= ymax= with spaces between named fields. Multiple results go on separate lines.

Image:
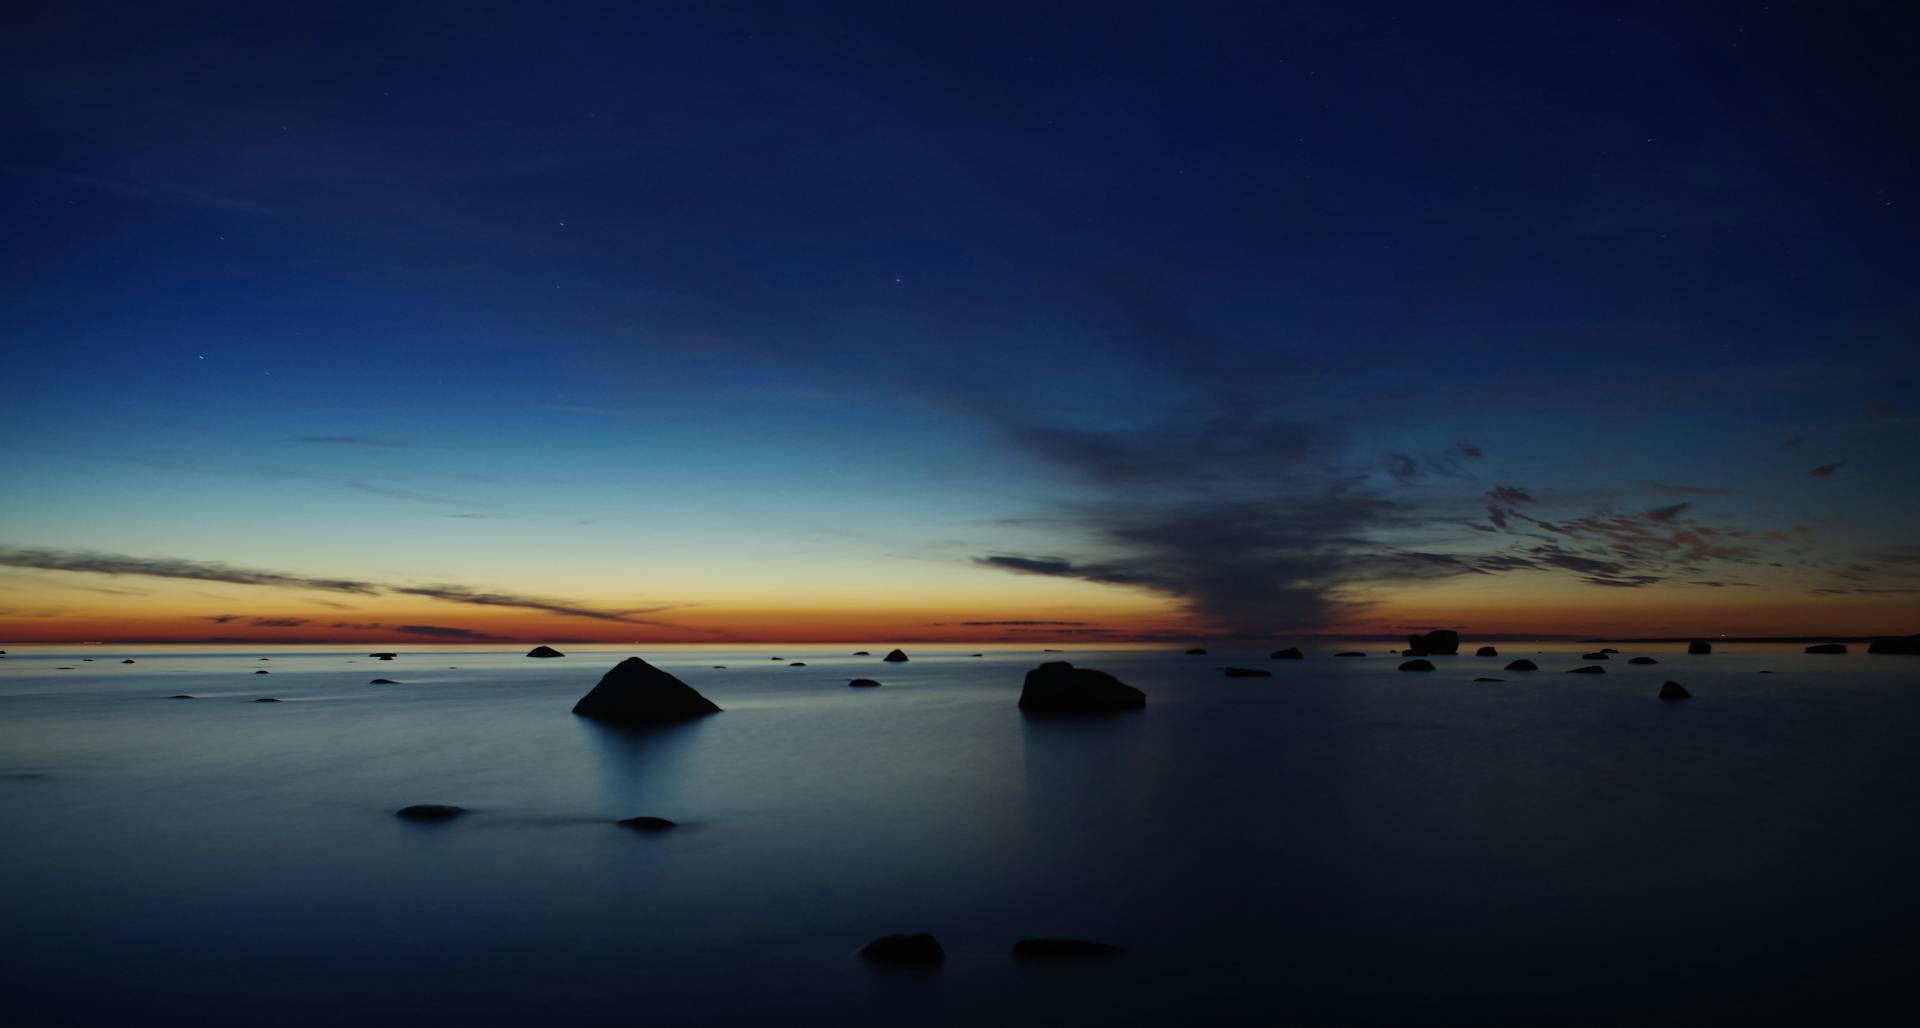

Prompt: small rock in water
xmin=1567 ymin=665 xmax=1606 ymax=674
xmin=617 ymin=816 xmax=677 ymax=831
xmin=769 ymin=656 xmax=783 ymax=661
xmin=1475 ymin=646 xmax=1499 ymax=657
xmin=1222 ymin=667 xmax=1272 ymax=678
xmin=254 ymin=697 xmax=281 ymax=703
xmin=1659 ymin=681 xmax=1692 ymax=700
xmin=712 ymin=666 xmax=726 ymax=669
xmin=1398 ymin=659 xmax=1436 ymax=672
xmin=369 ymin=678 xmax=399 ymax=685
xmin=1505 ymin=660 xmax=1539 ymax=671
xmin=168 ymin=694 xmax=195 ymax=699
xmin=852 ymin=651 xmax=871 ymax=656
xmin=254 ymin=669 xmax=270 ymax=674
xmin=121 ymin=659 xmax=136 ymax=664
xmin=1687 ymin=640 xmax=1712 ymax=655
xmin=370 ymin=652 xmax=398 ymax=659
xmin=849 ymin=678 xmax=882 ymax=688
xmin=859 ymin=933 xmax=945 ymax=966
xmin=395 ymin=804 xmax=468 ymax=821
xmin=1580 ymin=651 xmax=1610 ymax=660
xmin=1184 ymin=647 xmax=1208 ymax=655
xmin=882 ymin=649 xmax=910 ymax=662
xmin=970 ymin=653 xmax=983 ymax=657
xmin=1805 ymin=643 xmax=1847 ymax=654
xmin=1628 ymin=657 xmax=1659 ymax=665
xmin=1335 ymin=651 xmax=1366 ymax=657
xmin=1270 ymin=647 xmax=1304 ymax=660
xmin=1011 ymin=938 xmax=1125 ymax=961
xmin=526 ymin=645 xmax=565 ymax=658
xmin=789 ymin=662 xmax=807 ymax=667
xmin=259 ymin=658 xmax=270 ymax=661
xmin=1473 ymin=677 xmax=1505 ymax=683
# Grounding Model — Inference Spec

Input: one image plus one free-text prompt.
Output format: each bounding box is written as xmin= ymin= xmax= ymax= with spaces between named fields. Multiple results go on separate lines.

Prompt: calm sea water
xmin=3 ymin=642 xmax=1917 ymax=1026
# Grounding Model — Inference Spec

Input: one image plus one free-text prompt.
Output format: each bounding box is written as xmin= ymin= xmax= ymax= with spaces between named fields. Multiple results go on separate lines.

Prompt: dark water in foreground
xmin=3 ymin=642 xmax=1918 ymax=1026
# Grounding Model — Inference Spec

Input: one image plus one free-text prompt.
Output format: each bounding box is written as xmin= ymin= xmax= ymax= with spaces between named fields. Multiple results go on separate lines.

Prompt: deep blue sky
xmin=3 ymin=1 xmax=1917 ymax=640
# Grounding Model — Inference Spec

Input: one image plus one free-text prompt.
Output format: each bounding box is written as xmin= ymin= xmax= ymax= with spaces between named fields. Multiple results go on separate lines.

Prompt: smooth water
xmin=3 ymin=642 xmax=1918 ymax=1026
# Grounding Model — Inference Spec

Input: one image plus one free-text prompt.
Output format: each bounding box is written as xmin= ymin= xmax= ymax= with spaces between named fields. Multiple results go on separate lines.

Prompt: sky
xmin=3 ymin=1 xmax=1917 ymax=644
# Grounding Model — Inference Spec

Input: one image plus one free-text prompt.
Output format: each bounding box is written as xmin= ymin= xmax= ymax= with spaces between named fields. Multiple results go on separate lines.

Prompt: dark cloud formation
xmin=0 ymin=546 xmax=659 ymax=624
xmin=1809 ymin=463 xmax=1843 ymax=477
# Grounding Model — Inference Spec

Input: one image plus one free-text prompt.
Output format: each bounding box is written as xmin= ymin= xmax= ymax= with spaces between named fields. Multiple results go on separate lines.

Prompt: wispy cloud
xmin=393 ymin=624 xmax=509 ymax=640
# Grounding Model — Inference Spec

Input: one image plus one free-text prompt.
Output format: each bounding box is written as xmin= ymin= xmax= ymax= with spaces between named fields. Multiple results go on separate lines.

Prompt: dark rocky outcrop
xmin=572 ymin=657 xmax=722 ymax=724
xmin=1222 ymin=667 xmax=1272 ymax=678
xmin=859 ymin=933 xmax=945 ymax=966
xmin=395 ymin=804 xmax=468 ymax=821
xmin=1504 ymin=659 xmax=1539 ymax=671
xmin=370 ymin=678 xmax=400 ymax=685
xmin=1398 ymin=659 xmax=1436 ymax=672
xmin=253 ymin=697 xmax=281 ymax=702
xmin=1473 ymin=677 xmax=1505 ymax=683
xmin=1271 ymin=647 xmax=1304 ymax=660
xmin=849 ymin=678 xmax=882 ymax=688
xmin=1475 ymin=646 xmax=1499 ymax=657
xmin=1407 ymin=630 xmax=1460 ymax=655
xmin=1805 ymin=643 xmax=1847 ymax=654
xmin=1011 ymin=938 xmax=1125 ymax=960
xmin=617 ymin=816 xmax=677 ymax=831
xmin=1018 ymin=662 xmax=1145 ymax=714
xmin=1659 ymin=681 xmax=1692 ymax=700
xmin=882 ymin=649 xmax=910 ymax=663
xmin=1185 ymin=648 xmax=1208 ymax=655
xmin=1687 ymin=640 xmax=1712 ymax=655
xmin=1868 ymin=635 xmax=1920 ymax=655
xmin=970 ymin=653 xmax=983 ymax=657
xmin=1567 ymin=665 xmax=1606 ymax=674
xmin=1628 ymin=657 xmax=1659 ymax=665
xmin=1335 ymin=651 xmax=1366 ymax=657
xmin=526 ymin=646 xmax=565 ymax=658
xmin=370 ymin=652 xmax=398 ymax=659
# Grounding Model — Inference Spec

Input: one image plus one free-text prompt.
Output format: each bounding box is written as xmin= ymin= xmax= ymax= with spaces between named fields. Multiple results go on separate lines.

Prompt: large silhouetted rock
xmin=1805 ymin=643 xmax=1847 ymax=654
xmin=526 ymin=645 xmax=565 ymax=658
xmin=1475 ymin=646 xmax=1499 ymax=657
xmin=859 ymin=933 xmax=944 ymax=966
xmin=1629 ymin=657 xmax=1659 ymax=665
xmin=1407 ymin=630 xmax=1459 ymax=655
xmin=1018 ymin=662 xmax=1144 ymax=714
xmin=396 ymin=804 xmax=468 ymax=822
xmin=1398 ymin=659 xmax=1436 ymax=672
xmin=1567 ymin=665 xmax=1606 ymax=674
xmin=572 ymin=657 xmax=722 ymax=724
xmin=882 ymin=649 xmax=909 ymax=663
xmin=1222 ymin=667 xmax=1272 ymax=678
xmin=1271 ymin=647 xmax=1304 ymax=660
xmin=1659 ymin=681 xmax=1692 ymax=700
xmin=1012 ymin=938 xmax=1125 ymax=960
xmin=1868 ymin=635 xmax=1920 ymax=654
xmin=1504 ymin=659 xmax=1537 ymax=671
xmin=1688 ymin=640 xmax=1712 ymax=655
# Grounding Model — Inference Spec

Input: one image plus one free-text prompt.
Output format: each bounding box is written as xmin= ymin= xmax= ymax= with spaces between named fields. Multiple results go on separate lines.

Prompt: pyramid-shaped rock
xmin=573 ymin=657 xmax=721 ymax=724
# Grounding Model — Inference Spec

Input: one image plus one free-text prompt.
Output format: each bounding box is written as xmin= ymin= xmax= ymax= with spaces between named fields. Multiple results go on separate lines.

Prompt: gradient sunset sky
xmin=3 ymin=3 xmax=1917 ymax=644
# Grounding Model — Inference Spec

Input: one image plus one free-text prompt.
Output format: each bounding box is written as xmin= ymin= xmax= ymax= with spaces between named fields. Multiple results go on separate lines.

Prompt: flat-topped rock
xmin=1805 ymin=643 xmax=1847 ymax=654
xmin=1270 ymin=647 xmax=1304 ymax=660
xmin=168 ymin=694 xmax=194 ymax=699
xmin=1407 ymin=630 xmax=1460 ymax=655
xmin=370 ymin=652 xmax=398 ymax=659
xmin=1659 ymin=681 xmax=1692 ymax=700
xmin=395 ymin=804 xmax=468 ymax=822
xmin=1581 ymin=651 xmax=1610 ymax=660
xmin=881 ymin=649 xmax=909 ymax=663
xmin=1222 ymin=667 xmax=1272 ymax=678
xmin=572 ymin=657 xmax=722 ymax=725
xmin=1011 ymin=938 xmax=1125 ymax=960
xmin=1398 ymin=659 xmax=1436 ymax=672
xmin=253 ymin=697 xmax=280 ymax=702
xmin=859 ymin=933 xmax=945 ymax=966
xmin=526 ymin=645 xmax=565 ymax=658
xmin=1019 ymin=661 xmax=1144 ymax=714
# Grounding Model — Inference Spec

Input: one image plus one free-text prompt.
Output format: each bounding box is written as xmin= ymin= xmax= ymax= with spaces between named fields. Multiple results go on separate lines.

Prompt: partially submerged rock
xmin=1687 ymin=640 xmax=1712 ymax=655
xmin=1805 ymin=643 xmax=1847 ymax=654
xmin=1567 ymin=665 xmax=1606 ymax=674
xmin=1018 ymin=662 xmax=1145 ymax=714
xmin=617 ymin=816 xmax=677 ymax=832
xmin=1473 ymin=677 xmax=1505 ymax=683
xmin=395 ymin=804 xmax=468 ymax=822
xmin=1011 ymin=938 xmax=1125 ymax=961
xmin=572 ymin=657 xmax=722 ymax=724
xmin=1659 ymin=681 xmax=1692 ymax=700
xmin=253 ymin=669 xmax=270 ymax=674
xmin=121 ymin=659 xmax=136 ymax=664
xmin=370 ymin=678 xmax=400 ymax=685
xmin=526 ymin=645 xmax=565 ymax=658
xmin=1222 ymin=667 xmax=1272 ymax=678
xmin=1475 ymin=646 xmax=1499 ymax=657
xmin=1398 ymin=659 xmax=1436 ymax=672
xmin=859 ymin=933 xmax=945 ymax=966
xmin=1185 ymin=648 xmax=1208 ymax=655
xmin=1270 ymin=647 xmax=1304 ymax=660
xmin=1505 ymin=659 xmax=1538 ymax=671
xmin=789 ymin=662 xmax=807 ymax=667
xmin=1407 ymin=630 xmax=1460 ymax=656
xmin=849 ymin=678 xmax=882 ymax=688
xmin=1580 ymin=651 xmax=1610 ymax=660
xmin=370 ymin=652 xmax=398 ymax=659
xmin=167 ymin=694 xmax=194 ymax=699
xmin=882 ymin=649 xmax=910 ymax=663
xmin=253 ymin=697 xmax=281 ymax=702
xmin=1867 ymin=635 xmax=1920 ymax=655
xmin=1628 ymin=657 xmax=1659 ymax=665
xmin=1335 ymin=651 xmax=1366 ymax=658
